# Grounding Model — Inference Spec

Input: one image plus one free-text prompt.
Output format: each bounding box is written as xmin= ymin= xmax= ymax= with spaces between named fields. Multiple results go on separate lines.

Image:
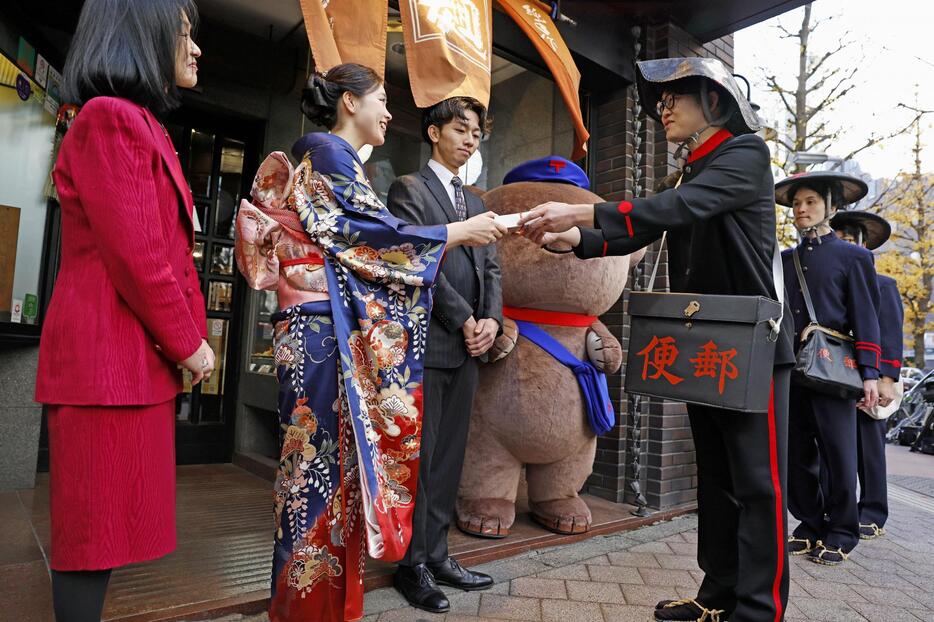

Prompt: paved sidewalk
xmin=202 ymin=449 xmax=934 ymax=622
xmin=889 ymin=474 xmax=934 ymax=498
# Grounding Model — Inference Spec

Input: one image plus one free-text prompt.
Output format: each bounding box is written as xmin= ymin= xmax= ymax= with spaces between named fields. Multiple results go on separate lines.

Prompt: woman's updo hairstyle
xmin=301 ymin=63 xmax=383 ymax=130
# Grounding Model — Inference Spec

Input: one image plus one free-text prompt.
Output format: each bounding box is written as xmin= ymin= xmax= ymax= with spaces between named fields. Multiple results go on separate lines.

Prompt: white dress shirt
xmin=427 ymin=158 xmax=460 ymax=210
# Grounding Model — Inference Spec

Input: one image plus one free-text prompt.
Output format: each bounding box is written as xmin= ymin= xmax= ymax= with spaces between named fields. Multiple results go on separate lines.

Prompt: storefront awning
xmin=559 ymin=0 xmax=813 ymax=46
xmin=668 ymin=0 xmax=812 ymax=43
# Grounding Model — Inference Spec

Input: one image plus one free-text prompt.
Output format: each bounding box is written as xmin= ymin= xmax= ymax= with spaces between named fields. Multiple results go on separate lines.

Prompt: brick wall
xmin=586 ymin=22 xmax=734 ymax=510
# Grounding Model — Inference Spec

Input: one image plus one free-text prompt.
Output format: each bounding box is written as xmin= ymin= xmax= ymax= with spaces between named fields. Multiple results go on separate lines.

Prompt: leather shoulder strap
xmin=793 ymin=249 xmax=818 ymax=324
xmin=646 ymin=231 xmax=668 ymax=292
xmin=646 ymin=175 xmax=682 ymax=292
xmin=770 ymin=242 xmax=784 ymax=339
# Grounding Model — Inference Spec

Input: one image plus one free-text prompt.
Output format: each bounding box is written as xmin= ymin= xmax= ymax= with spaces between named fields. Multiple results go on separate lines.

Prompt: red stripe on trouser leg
xmin=767 ymin=380 xmax=784 ymax=622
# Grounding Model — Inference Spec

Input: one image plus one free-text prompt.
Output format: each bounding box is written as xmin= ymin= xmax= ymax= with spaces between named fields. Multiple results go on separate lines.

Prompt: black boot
xmin=427 ymin=557 xmax=494 ymax=591
xmin=393 ymin=564 xmax=450 ymax=614
xmin=51 ymin=569 xmax=112 ymax=622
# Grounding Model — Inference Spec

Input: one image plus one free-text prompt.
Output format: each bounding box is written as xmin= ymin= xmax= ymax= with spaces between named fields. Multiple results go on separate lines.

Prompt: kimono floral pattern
xmin=270 ymin=304 xmax=351 ymax=614
xmin=253 ymin=133 xmax=446 ymax=622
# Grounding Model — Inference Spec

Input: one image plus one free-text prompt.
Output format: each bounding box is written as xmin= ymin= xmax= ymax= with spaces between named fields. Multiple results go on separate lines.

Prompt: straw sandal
xmin=654 ymin=598 xmax=726 ymax=622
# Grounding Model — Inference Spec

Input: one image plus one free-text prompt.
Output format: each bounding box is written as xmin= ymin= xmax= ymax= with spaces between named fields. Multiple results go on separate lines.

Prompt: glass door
xmin=165 ymin=110 xmax=263 ymax=464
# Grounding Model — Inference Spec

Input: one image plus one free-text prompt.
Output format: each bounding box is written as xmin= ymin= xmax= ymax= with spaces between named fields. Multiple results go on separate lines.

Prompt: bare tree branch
xmin=807 ymin=39 xmax=851 ymax=78
xmin=898 ymin=103 xmax=934 ymax=115
xmin=807 ymin=135 xmax=833 ymax=154
xmin=774 ymin=23 xmax=799 ymax=39
xmin=805 ymin=120 xmax=829 ymax=139
xmin=808 ymin=13 xmax=838 ymax=34
xmin=808 ymin=136 xmax=834 ymax=150
xmin=808 ymin=66 xmax=842 ymax=92
xmin=807 ymin=68 xmax=859 ymax=119
xmin=764 ymin=74 xmax=797 ymax=118
xmin=772 ymin=136 xmax=797 ymax=153
xmin=840 ymin=111 xmax=925 ymax=162
xmin=865 ymin=179 xmax=903 ymax=211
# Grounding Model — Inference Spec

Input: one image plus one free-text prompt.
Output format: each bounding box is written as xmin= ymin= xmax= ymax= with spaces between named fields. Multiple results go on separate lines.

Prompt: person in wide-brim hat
xmin=518 ymin=55 xmax=795 ymax=622
xmin=775 ymin=170 xmax=869 ymax=208
xmin=636 ymin=56 xmax=763 ymax=136
xmin=775 ymin=170 xmax=869 ymax=239
xmin=778 ymin=166 xmax=884 ymax=568
xmin=828 ymin=208 xmax=902 ymax=545
xmin=830 ymin=210 xmax=891 ymax=250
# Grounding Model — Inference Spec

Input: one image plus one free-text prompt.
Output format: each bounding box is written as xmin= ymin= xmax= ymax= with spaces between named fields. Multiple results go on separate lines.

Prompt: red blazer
xmin=36 ymin=97 xmax=207 ymax=406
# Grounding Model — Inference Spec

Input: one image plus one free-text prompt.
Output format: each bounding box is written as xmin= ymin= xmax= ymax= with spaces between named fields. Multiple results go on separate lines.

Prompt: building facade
xmin=0 ymin=0 xmax=807 ymax=511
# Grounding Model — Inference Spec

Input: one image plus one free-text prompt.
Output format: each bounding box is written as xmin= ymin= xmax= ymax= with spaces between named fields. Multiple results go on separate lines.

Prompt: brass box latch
xmin=683 ymin=300 xmax=700 ymax=318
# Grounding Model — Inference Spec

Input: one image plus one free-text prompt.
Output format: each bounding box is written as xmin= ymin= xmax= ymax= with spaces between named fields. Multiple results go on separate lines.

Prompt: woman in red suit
xmin=35 ymin=1 xmax=210 ymax=619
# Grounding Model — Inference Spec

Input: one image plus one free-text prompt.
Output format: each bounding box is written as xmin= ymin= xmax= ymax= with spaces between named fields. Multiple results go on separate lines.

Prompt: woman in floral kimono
xmin=235 ymin=63 xmax=505 ymax=622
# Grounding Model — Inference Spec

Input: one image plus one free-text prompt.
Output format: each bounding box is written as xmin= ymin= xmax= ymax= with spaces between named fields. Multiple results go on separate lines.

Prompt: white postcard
xmin=494 ymin=212 xmax=524 ymax=230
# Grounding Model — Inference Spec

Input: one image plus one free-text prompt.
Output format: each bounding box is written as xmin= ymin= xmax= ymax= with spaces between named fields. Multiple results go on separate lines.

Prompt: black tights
xmin=51 ymin=569 xmax=112 ymax=622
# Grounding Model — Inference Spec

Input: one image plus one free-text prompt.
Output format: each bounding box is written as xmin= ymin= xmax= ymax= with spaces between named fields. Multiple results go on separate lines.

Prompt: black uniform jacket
xmin=574 ymin=129 xmax=795 ymax=366
xmin=878 ymin=274 xmax=904 ymax=380
xmin=782 ymin=232 xmax=881 ymax=380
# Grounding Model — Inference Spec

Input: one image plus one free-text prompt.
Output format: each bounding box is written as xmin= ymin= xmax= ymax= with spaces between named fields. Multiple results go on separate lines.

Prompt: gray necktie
xmin=451 ymin=176 xmax=467 ymax=221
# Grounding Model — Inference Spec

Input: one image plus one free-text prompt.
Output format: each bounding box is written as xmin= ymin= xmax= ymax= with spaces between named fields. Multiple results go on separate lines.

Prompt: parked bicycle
xmin=887 ymin=368 xmax=934 ymax=451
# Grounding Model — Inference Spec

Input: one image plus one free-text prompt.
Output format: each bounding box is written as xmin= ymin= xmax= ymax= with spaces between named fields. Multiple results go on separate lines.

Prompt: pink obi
xmin=235 ymin=152 xmax=328 ymax=309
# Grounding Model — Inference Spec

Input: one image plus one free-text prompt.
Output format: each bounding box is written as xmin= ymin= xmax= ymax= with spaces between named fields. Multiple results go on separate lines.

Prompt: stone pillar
xmin=0 ymin=344 xmax=42 ymax=490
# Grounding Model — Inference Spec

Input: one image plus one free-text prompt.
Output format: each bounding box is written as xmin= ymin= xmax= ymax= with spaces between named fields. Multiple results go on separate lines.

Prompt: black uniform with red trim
xmin=574 ymin=129 xmax=793 ymax=622
xmin=857 ymin=274 xmax=903 ymax=530
xmin=782 ymin=232 xmax=881 ymax=554
xmin=878 ymin=276 xmax=903 ymax=382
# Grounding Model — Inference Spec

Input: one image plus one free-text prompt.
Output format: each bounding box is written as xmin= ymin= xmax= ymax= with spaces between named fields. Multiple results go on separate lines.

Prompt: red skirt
xmin=48 ymin=400 xmax=176 ymax=571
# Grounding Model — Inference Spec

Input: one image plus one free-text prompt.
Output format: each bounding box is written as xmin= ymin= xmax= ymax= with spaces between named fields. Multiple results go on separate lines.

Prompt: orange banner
xmin=495 ymin=0 xmax=589 ymax=160
xmin=299 ymin=0 xmax=388 ymax=79
xmin=398 ymin=0 xmax=493 ymax=108
xmin=299 ymin=0 xmax=340 ymax=73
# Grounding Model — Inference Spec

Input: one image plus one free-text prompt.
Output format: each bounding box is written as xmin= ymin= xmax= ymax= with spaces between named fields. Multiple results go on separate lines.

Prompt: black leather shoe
xmin=393 ymin=564 xmax=450 ymax=614
xmin=427 ymin=557 xmax=494 ymax=592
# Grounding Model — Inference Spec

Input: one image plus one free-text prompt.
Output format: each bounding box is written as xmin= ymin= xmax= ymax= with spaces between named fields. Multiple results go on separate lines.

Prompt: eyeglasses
xmin=655 ymin=93 xmax=686 ymax=117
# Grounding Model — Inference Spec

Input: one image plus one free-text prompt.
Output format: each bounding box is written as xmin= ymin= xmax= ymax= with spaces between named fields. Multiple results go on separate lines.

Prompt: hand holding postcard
xmin=494 ymin=212 xmax=524 ymax=231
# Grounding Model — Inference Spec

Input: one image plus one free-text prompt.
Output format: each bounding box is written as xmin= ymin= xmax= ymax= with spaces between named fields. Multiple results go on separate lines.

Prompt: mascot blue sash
xmin=513 ymin=320 xmax=616 ymax=436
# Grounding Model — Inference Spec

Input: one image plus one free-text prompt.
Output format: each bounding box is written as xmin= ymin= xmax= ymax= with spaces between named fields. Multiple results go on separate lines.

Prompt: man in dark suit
xmin=387 ymin=97 xmax=501 ymax=614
